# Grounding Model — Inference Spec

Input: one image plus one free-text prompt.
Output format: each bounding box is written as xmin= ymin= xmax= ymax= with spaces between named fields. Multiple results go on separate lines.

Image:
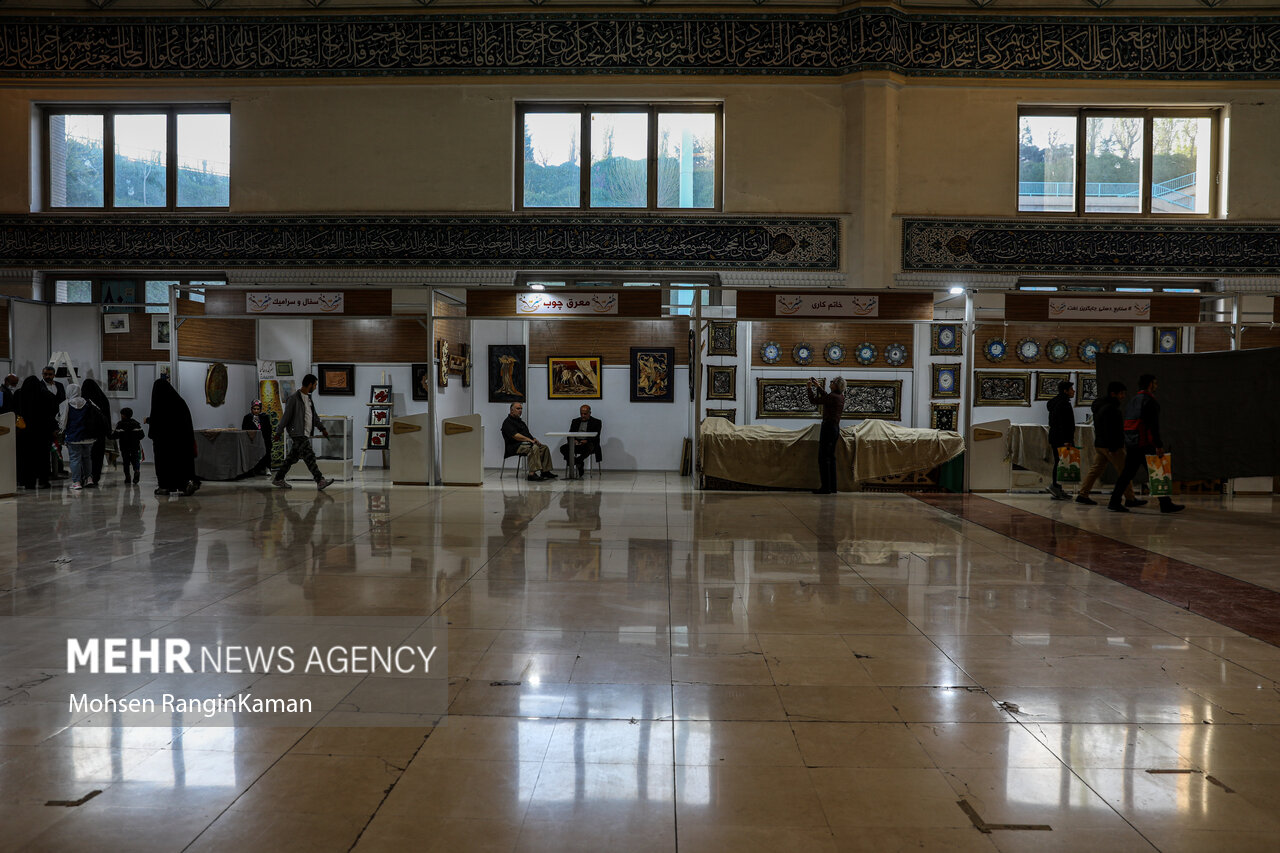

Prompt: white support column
xmin=961 ymin=290 xmax=975 ymax=493
xmin=691 ymin=298 xmax=703 ymax=482
xmin=169 ymin=283 xmax=180 ymax=394
xmin=425 ymin=290 xmax=437 ymax=485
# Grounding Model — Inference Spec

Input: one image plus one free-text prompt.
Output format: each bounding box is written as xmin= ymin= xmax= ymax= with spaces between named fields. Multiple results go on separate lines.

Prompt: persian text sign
xmin=1048 ymin=298 xmax=1150 ymax=320
xmin=775 ymin=294 xmax=879 ymax=317
xmin=246 ymin=292 xmax=345 ymax=314
xmin=517 ymin=293 xmax=619 ymax=315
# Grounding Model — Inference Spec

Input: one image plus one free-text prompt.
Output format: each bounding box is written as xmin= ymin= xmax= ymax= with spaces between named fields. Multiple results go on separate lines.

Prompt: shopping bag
xmin=1145 ymin=453 xmax=1172 ymax=496
xmin=1055 ymin=446 xmax=1081 ymax=483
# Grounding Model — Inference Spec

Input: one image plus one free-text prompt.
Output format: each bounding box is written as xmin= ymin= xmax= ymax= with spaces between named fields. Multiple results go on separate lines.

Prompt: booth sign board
xmin=246 ymin=292 xmax=346 ymax=314
xmin=774 ymin=294 xmax=879 ymax=317
xmin=516 ymin=293 xmax=620 ymax=315
xmin=1048 ymin=298 xmax=1151 ymax=321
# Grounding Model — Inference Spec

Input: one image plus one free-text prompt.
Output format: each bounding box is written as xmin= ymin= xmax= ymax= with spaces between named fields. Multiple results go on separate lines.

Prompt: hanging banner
xmin=246 ymin=292 xmax=345 ymax=314
xmin=1047 ymin=298 xmax=1151 ymax=320
xmin=774 ymin=294 xmax=879 ymax=317
xmin=516 ymin=293 xmax=619 ymax=315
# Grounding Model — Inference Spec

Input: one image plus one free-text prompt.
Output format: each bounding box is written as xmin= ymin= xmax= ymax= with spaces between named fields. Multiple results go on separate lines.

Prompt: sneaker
xmin=182 ymin=481 xmax=198 ymax=497
xmin=70 ymin=482 xmax=82 ymax=491
xmin=1124 ymin=498 xmax=1149 ymax=508
xmin=1047 ymin=486 xmax=1069 ymax=501
xmin=1106 ymin=502 xmax=1129 ymax=513
xmin=272 ymin=478 xmax=292 ymax=490
xmin=316 ymin=477 xmax=334 ymax=491
xmin=1075 ymin=495 xmax=1097 ymax=506
xmin=543 ymin=472 xmax=558 ymax=480
xmin=84 ymin=481 xmax=97 ymax=489
xmin=528 ymin=473 xmax=544 ymax=482
xmin=1160 ymin=502 xmax=1186 ymax=514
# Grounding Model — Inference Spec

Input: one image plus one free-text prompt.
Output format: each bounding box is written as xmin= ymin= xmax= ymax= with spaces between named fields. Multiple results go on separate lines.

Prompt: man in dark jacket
xmin=1046 ymin=379 xmax=1076 ymax=500
xmin=1109 ymin=373 xmax=1184 ymax=514
xmin=272 ymin=374 xmax=334 ymax=490
xmin=501 ymin=402 xmax=557 ymax=481
xmin=557 ymin=404 xmax=602 ymax=477
xmin=1075 ymin=382 xmax=1144 ymax=507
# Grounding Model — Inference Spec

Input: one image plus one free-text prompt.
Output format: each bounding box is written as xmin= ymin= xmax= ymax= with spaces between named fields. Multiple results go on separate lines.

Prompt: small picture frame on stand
xmin=368 ymin=406 xmax=391 ymax=427
xmin=369 ymin=385 xmax=392 ymax=405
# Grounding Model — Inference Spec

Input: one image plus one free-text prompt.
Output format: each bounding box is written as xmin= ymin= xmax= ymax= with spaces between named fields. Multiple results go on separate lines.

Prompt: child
xmin=112 ymin=406 xmax=145 ymax=485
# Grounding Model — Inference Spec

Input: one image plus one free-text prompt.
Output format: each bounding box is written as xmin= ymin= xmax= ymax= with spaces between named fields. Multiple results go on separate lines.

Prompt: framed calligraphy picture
xmin=931 ymin=324 xmax=962 ymax=356
xmin=1077 ymin=373 xmax=1099 ymax=405
xmin=756 ymin=379 xmax=819 ymax=419
xmin=843 ymin=379 xmax=903 ymax=420
xmin=630 ymin=347 xmax=675 ymax=403
xmin=488 ymin=345 xmax=526 ymax=403
xmin=931 ymin=363 xmax=961 ymax=399
xmin=318 ymin=364 xmax=355 ymax=396
xmin=707 ymin=321 xmax=737 ymax=356
xmin=975 ymin=372 xmax=1031 ymax=407
xmin=706 ymin=408 xmax=737 ymax=424
xmin=930 ymin=403 xmax=959 ymax=432
xmin=707 ymin=365 xmax=736 ymax=400
xmin=1035 ymin=371 xmax=1073 ymax=401
xmin=548 ymin=356 xmax=603 ymax=399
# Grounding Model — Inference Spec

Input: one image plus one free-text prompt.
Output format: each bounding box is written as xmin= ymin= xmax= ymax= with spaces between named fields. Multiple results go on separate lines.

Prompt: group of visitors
xmin=0 ymin=367 xmax=334 ymax=495
xmin=1046 ymin=373 xmax=1185 ymax=514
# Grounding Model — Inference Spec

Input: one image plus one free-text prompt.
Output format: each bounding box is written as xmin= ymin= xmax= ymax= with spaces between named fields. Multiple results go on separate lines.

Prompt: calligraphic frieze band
xmin=7 ymin=11 xmax=1280 ymax=80
xmin=902 ymin=218 xmax=1280 ymax=275
xmin=0 ymin=215 xmax=839 ymax=270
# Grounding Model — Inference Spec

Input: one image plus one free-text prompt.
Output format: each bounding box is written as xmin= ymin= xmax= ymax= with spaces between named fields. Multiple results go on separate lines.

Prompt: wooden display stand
xmin=360 ymin=374 xmax=392 ymax=471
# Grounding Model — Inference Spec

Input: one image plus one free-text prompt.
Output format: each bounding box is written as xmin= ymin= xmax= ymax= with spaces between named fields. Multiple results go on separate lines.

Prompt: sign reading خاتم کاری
xmin=516 ymin=293 xmax=620 ymax=315
xmin=1047 ymin=298 xmax=1151 ymax=320
xmin=775 ymin=294 xmax=879 ymax=318
xmin=246 ymin=292 xmax=346 ymax=314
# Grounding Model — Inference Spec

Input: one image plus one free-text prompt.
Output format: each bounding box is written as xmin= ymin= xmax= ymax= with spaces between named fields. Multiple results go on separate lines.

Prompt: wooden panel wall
xmin=177 ymin=318 xmax=256 ymax=362
xmin=313 ymin=319 xmax=429 ymax=363
xmin=528 ymin=320 xmax=689 ymax=365
xmin=1242 ymin=327 xmax=1280 ymax=349
xmin=103 ymin=321 xmax=166 ymax=362
xmin=736 ymin=291 xmax=932 ymax=321
xmin=202 ymin=289 xmax=392 ymax=316
xmin=433 ymin=296 xmax=470 ymax=351
xmin=1005 ymin=293 xmax=1200 ymax=324
xmin=1194 ymin=326 xmax=1232 ymax=353
xmin=749 ymin=322 xmax=915 ymax=368
xmin=0 ymin=301 xmax=9 ymax=358
xmin=467 ymin=289 xmax=662 ymax=318
xmin=975 ymin=324 xmax=1131 ymax=369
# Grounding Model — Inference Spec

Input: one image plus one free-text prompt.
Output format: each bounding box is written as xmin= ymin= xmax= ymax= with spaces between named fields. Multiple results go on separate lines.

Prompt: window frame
xmin=42 ymin=104 xmax=230 ymax=212
xmin=515 ymin=102 xmax=724 ymax=212
xmin=43 ymin=273 xmax=227 ymax=307
xmin=1017 ymin=107 xmax=1221 ymax=218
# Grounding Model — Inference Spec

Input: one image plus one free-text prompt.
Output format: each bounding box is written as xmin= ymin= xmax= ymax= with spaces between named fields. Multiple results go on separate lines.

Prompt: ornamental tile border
xmin=902 ymin=218 xmax=1280 ymax=275
xmin=5 ymin=10 xmax=1280 ymax=80
xmin=0 ymin=214 xmax=840 ymax=270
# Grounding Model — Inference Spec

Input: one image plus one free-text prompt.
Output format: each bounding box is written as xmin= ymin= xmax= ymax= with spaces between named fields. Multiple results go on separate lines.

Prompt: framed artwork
xmin=157 ymin=363 xmax=172 ymax=384
xmin=547 ymin=356 xmax=603 ymax=399
xmin=103 ymin=314 xmax=130 ymax=334
xmin=1035 ymin=371 xmax=1074 ymax=401
xmin=151 ymin=315 xmax=172 ymax=349
xmin=101 ymin=279 xmax=136 ymax=314
xmin=364 ymin=427 xmax=390 ymax=450
xmin=488 ymin=345 xmax=526 ymax=403
xmin=975 ymin=371 xmax=1032 ymax=406
xmin=707 ymin=321 xmax=737 ymax=356
xmin=630 ymin=347 xmax=675 ymax=402
xmin=448 ymin=354 xmax=467 ymax=375
xmin=931 ymin=363 xmax=961 ymax=399
xmin=460 ymin=343 xmax=472 ymax=388
xmin=279 ymin=379 xmax=295 ymax=400
xmin=318 ymin=363 xmax=355 ymax=395
xmin=707 ymin=365 xmax=736 ymax=400
xmin=275 ymin=360 xmax=294 ymax=377
xmin=101 ymin=362 xmax=134 ymax=398
xmin=706 ymin=408 xmax=737 ymax=424
xmin=1077 ymin=373 xmax=1099 ymax=405
xmin=1156 ymin=328 xmax=1181 ymax=354
xmin=756 ymin=378 xmax=819 ymax=419
xmin=843 ymin=379 xmax=903 ymax=420
xmin=412 ymin=363 xmax=431 ymax=401
xmin=436 ymin=340 xmax=449 ymax=387
xmin=369 ymin=406 xmax=391 ymax=426
xmin=204 ymin=362 xmax=228 ymax=407
xmin=369 ymin=385 xmax=392 ymax=405
xmin=931 ymin=402 xmax=959 ymax=431
xmin=931 ymin=324 xmax=962 ymax=356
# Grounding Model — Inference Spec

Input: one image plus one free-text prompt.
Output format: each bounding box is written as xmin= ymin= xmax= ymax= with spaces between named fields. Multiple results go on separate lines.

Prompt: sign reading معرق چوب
xmin=516 ymin=293 xmax=620 ymax=315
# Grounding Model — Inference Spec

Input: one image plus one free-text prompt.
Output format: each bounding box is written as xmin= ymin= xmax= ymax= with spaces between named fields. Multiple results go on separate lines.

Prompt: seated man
xmin=501 ymin=402 xmax=557 ymax=481
xmin=559 ymin=404 xmax=603 ymax=477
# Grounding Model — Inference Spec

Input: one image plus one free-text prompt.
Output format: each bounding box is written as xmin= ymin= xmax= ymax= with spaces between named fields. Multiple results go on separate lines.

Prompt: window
xmin=45 ymin=106 xmax=230 ymax=210
xmin=53 ymin=280 xmax=93 ymax=303
xmin=45 ymin=274 xmax=225 ymax=306
xmin=512 ymin=273 xmax=720 ymax=315
xmin=518 ymin=103 xmax=721 ymax=210
xmin=1018 ymin=109 xmax=1218 ymax=216
xmin=145 ymin=280 xmax=177 ymax=313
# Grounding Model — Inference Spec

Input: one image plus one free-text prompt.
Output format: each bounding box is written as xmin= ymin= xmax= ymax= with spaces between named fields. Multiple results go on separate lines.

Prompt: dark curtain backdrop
xmin=1096 ymin=347 xmax=1280 ymax=480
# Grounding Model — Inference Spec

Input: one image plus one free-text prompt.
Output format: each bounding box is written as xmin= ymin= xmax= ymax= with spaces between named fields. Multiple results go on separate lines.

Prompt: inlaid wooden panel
xmin=1194 ymin=326 xmax=1232 ymax=353
xmin=202 ymin=289 xmax=392 ymax=316
xmin=736 ymin=291 xmax=932 ymax=321
xmin=749 ymin=322 xmax=914 ymax=368
xmin=313 ymin=319 xmax=429 ymax=363
xmin=529 ymin=320 xmax=688 ymax=365
xmin=466 ymin=289 xmax=663 ymax=318
xmin=177 ymin=318 xmax=255 ymax=362
xmin=1241 ymin=327 xmax=1280 ymax=350
xmin=975 ymin=324 xmax=1131 ymax=369
xmin=1005 ymin=293 xmax=1200 ymax=324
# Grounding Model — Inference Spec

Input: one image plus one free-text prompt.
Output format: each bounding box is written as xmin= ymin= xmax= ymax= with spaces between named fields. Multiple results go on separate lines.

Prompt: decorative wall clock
xmin=1015 ymin=338 xmax=1041 ymax=363
xmin=823 ymin=342 xmax=846 ymax=365
xmin=760 ymin=341 xmax=781 ymax=364
xmin=983 ymin=338 xmax=1007 ymax=363
xmin=884 ymin=342 xmax=908 ymax=366
xmin=854 ymin=342 xmax=877 ymax=366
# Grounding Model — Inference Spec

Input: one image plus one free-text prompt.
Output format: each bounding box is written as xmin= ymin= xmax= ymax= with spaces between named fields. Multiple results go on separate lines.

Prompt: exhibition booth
xmin=2 ymin=283 xmax=1277 ymax=494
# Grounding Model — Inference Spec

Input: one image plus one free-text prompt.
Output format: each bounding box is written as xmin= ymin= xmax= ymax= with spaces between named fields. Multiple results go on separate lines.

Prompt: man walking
xmin=272 ymin=374 xmax=335 ymax=490
xmin=1109 ymin=373 xmax=1184 ymax=514
xmin=1076 ymin=381 xmax=1145 ymax=508
xmin=1046 ymin=379 xmax=1076 ymax=500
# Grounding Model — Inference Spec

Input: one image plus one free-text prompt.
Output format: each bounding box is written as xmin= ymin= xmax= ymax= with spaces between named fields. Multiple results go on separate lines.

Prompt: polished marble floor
xmin=2 ymin=472 xmax=1279 ymax=852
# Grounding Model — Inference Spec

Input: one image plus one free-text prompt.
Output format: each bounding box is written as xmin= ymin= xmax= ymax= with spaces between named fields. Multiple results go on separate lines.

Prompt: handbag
xmin=1145 ymin=453 xmax=1173 ymax=496
xmin=1055 ymin=446 xmax=1081 ymax=483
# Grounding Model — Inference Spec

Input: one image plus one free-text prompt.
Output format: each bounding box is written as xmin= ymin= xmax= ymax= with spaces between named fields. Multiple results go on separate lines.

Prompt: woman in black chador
xmin=15 ymin=375 xmax=56 ymax=489
xmin=79 ymin=378 xmax=111 ymax=488
xmin=147 ymin=378 xmax=199 ymax=496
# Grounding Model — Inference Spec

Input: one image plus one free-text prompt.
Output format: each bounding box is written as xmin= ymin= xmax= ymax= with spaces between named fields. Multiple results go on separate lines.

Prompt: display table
xmin=193 ymin=429 xmax=265 ymax=480
xmin=286 ymin=415 xmax=353 ymax=482
xmin=546 ymin=430 xmax=598 ymax=480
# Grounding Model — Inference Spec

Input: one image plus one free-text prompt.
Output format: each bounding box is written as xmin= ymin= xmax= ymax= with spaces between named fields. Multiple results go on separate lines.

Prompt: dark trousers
xmin=90 ymin=439 xmax=105 ymax=483
xmin=120 ymin=449 xmax=141 ymax=480
xmin=276 ymin=435 xmax=324 ymax=482
xmin=817 ymin=422 xmax=839 ymax=493
xmin=1110 ymin=445 xmax=1147 ymax=505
